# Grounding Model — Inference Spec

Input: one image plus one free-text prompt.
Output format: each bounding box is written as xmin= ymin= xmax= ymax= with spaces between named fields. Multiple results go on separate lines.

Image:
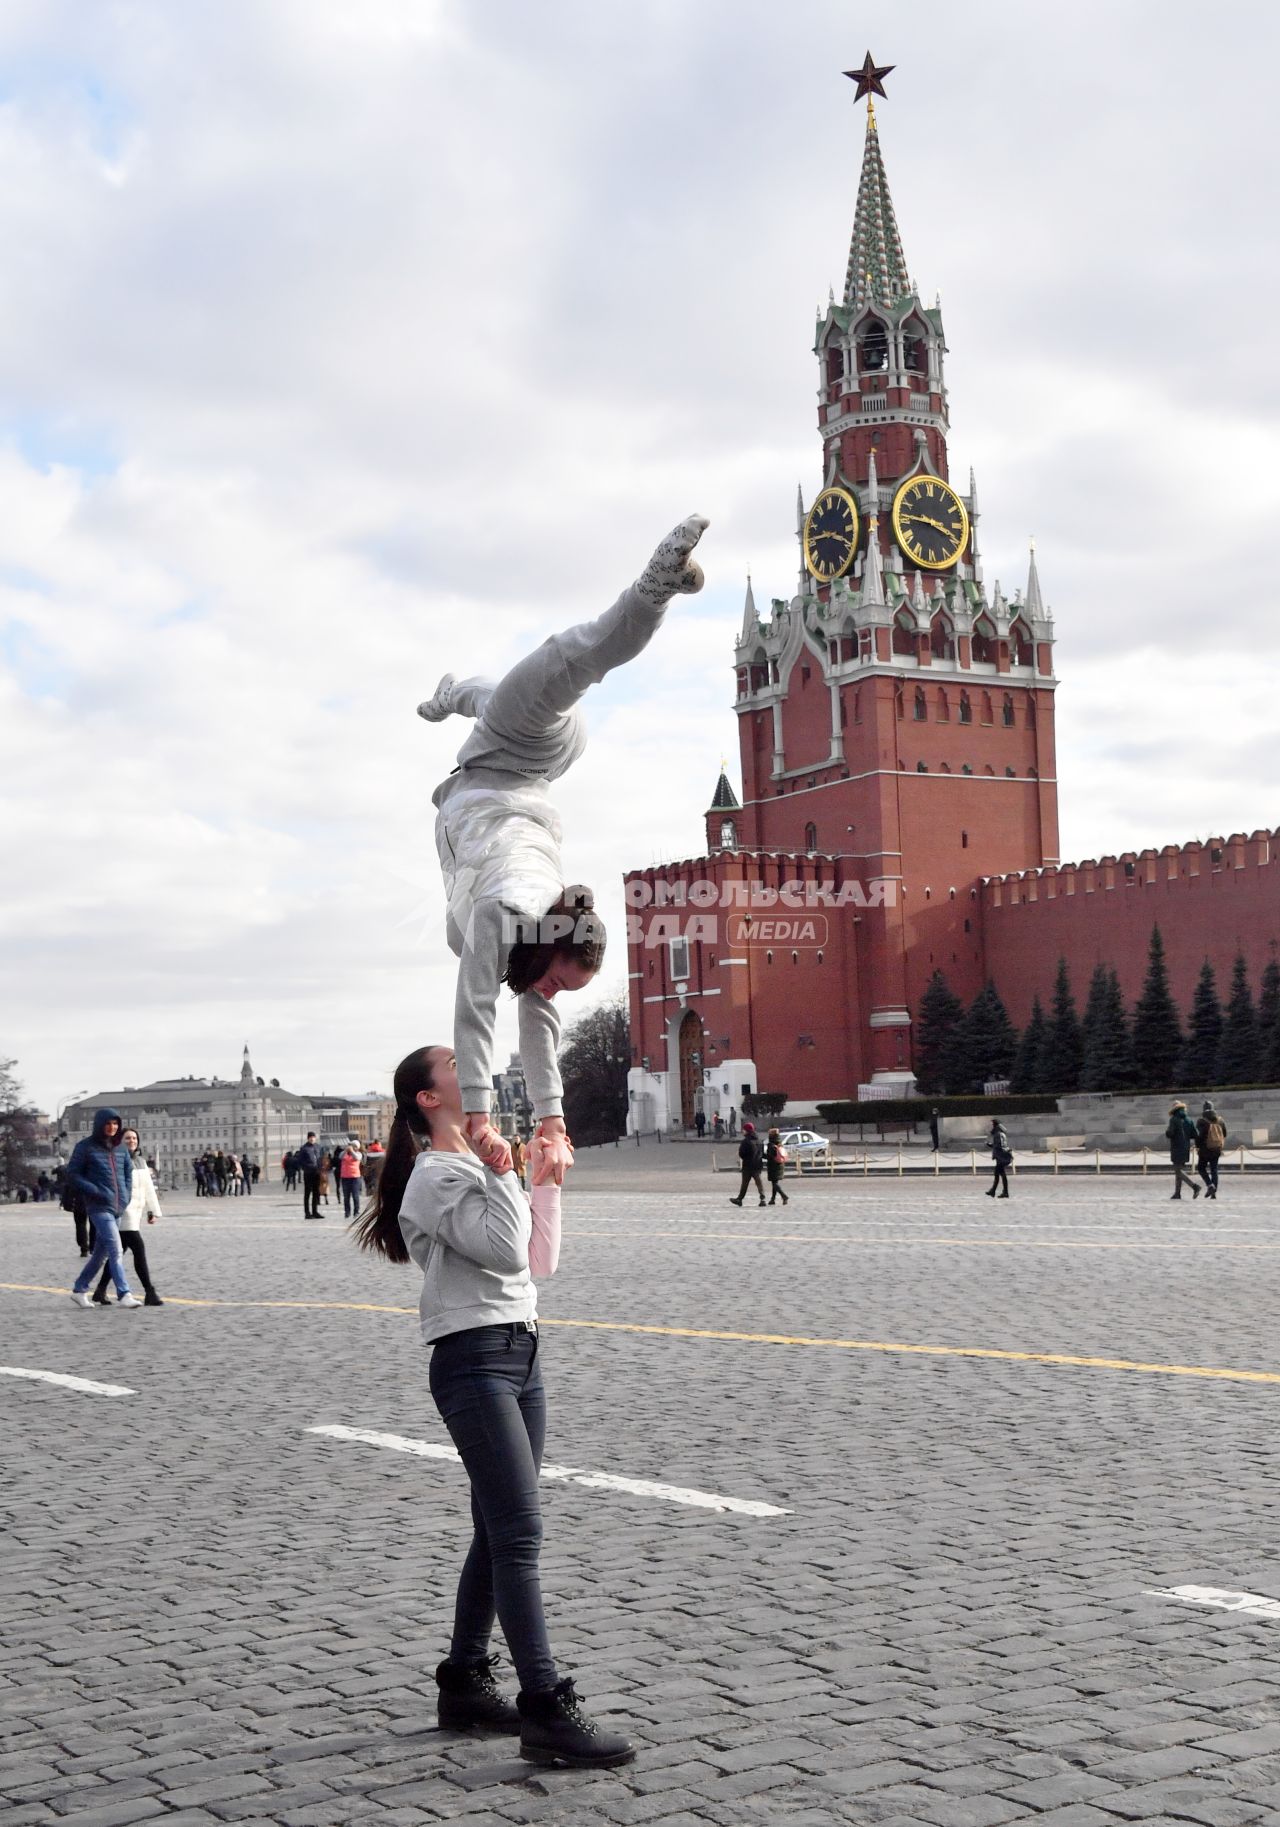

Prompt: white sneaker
xmin=70 ymin=1290 xmax=92 ymax=1308
xmin=417 ymin=673 xmax=457 ymax=722
xmin=116 ymin=1292 xmax=141 ymax=1309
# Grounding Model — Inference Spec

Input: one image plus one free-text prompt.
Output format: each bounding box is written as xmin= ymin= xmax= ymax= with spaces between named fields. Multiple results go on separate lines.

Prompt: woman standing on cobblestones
xmin=93 ymin=1128 xmax=164 ymax=1307
xmin=351 ymin=1043 xmax=634 ymax=1771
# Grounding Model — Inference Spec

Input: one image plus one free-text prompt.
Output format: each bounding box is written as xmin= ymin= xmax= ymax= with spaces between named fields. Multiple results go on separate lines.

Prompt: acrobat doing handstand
xmin=420 ymin=514 xmax=709 ymax=1184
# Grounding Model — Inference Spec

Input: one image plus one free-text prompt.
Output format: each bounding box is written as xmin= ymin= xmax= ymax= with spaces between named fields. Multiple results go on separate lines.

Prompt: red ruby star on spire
xmin=844 ymin=51 xmax=894 ymax=101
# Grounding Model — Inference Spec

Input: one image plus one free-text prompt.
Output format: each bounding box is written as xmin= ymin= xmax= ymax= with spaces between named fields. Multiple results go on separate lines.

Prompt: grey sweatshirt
xmin=433 ymin=580 xmax=669 ymax=1117
xmin=397 ymin=1150 xmax=537 ymax=1346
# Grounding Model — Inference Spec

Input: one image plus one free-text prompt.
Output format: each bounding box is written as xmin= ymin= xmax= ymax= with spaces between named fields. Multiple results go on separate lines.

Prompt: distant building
xmin=492 ymin=1052 xmax=531 ymax=1139
xmin=62 ymin=1047 xmax=319 ymax=1185
xmin=305 ymin=1092 xmax=396 ymax=1146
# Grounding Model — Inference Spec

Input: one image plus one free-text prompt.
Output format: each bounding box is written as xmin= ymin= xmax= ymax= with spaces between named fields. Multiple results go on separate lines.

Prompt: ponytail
xmin=348 ymin=1045 xmax=438 ymax=1263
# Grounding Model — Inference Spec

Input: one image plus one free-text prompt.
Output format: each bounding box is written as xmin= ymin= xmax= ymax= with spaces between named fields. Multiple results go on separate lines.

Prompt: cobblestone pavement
xmin=6 ymin=1162 xmax=1280 ymax=1824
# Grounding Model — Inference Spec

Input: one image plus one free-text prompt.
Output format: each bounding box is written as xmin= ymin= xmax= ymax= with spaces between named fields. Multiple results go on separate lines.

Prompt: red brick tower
xmin=624 ymin=60 xmax=1061 ymax=1128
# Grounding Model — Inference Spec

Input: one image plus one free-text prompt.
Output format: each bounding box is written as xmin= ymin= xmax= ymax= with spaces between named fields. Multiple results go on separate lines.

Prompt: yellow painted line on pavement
xmin=5 ymin=1279 xmax=1280 ymax=1387
xmin=564 ymin=1230 xmax=1280 ymax=1252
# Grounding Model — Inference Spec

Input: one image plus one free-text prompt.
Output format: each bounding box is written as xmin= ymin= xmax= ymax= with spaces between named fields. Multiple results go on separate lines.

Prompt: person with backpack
xmin=985 ymin=1119 xmax=1012 ymax=1198
xmin=730 ymin=1122 xmax=766 ymax=1207
xmin=765 ymin=1128 xmax=790 ymax=1207
xmin=66 ymin=1108 xmax=141 ymax=1308
xmin=1196 ymin=1101 xmax=1228 ymax=1199
xmin=1165 ymin=1100 xmax=1201 ymax=1200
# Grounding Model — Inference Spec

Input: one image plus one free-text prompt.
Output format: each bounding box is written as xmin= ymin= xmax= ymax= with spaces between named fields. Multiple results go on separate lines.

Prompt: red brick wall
xmin=982 ymin=833 xmax=1280 ymax=1024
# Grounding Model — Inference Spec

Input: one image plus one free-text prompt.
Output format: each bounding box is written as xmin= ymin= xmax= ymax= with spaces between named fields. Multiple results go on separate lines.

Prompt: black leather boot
xmin=435 ymin=1655 xmax=520 ymax=1731
xmin=518 ymin=1677 xmax=635 ymax=1767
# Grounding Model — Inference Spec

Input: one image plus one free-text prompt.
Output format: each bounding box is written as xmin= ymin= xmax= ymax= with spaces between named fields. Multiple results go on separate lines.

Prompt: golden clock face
xmin=891 ymin=475 xmax=970 ymax=571
xmin=803 ymin=487 xmax=860 ymax=581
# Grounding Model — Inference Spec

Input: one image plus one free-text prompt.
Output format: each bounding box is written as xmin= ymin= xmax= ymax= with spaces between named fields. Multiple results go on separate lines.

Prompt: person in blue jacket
xmin=68 ymin=1108 xmax=141 ymax=1308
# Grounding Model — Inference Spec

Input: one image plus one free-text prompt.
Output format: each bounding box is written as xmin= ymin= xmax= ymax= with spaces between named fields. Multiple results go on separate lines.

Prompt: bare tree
xmin=559 ymin=997 xmax=630 ymax=1147
xmin=0 ymin=1058 xmax=40 ymax=1197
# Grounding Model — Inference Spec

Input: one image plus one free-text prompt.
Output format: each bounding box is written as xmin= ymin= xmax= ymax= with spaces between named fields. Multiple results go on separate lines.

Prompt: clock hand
xmin=908 ymin=514 xmax=957 ymax=537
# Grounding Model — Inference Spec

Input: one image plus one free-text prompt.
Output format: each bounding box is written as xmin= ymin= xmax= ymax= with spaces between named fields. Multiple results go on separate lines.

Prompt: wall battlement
xmin=982 ymin=830 xmax=1276 ymax=908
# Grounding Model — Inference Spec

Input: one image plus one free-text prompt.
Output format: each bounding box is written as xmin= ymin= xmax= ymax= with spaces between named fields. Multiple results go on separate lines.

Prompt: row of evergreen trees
xmin=915 ymin=926 xmax=1280 ymax=1096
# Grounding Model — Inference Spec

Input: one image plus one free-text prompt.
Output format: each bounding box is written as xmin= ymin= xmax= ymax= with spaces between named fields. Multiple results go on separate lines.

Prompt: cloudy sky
xmin=2 ymin=0 xmax=1277 ymax=1115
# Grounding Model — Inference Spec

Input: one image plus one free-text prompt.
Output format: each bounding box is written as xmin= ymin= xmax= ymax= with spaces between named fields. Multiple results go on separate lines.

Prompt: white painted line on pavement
xmin=307 ymin=1423 xmax=790 ymax=1518
xmin=1146 ymin=1585 xmax=1280 ymax=1620
xmin=0 ymin=1366 xmax=135 ymax=1397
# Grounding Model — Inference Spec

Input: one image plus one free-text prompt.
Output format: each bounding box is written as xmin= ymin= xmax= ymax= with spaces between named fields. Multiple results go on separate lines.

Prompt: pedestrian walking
xmin=93 ymin=1128 xmax=164 ymax=1306
xmin=64 ymin=1181 xmax=92 ymax=1254
xmin=728 ymin=1106 xmax=737 ymax=1138
xmin=1196 ymin=1101 xmax=1227 ymax=1199
xmin=67 ymin=1108 xmax=141 ymax=1308
xmin=350 ymin=1043 xmax=633 ymax=1768
xmin=319 ymin=1150 xmax=333 ymax=1206
xmin=363 ymin=1139 xmax=385 ymax=1194
xmin=1165 ymin=1100 xmax=1201 ymax=1200
xmin=929 ymin=1107 xmax=940 ymax=1152
xmin=282 ymin=1150 xmax=297 ymax=1191
xmin=712 ymin=1113 xmax=724 ymax=1142
xmin=295 ymin=1132 xmax=323 ymax=1219
xmin=730 ymin=1122 xmax=766 ymax=1207
xmin=242 ymin=1157 xmax=255 ymax=1195
xmin=419 ymin=514 xmax=707 ymax=1187
xmin=694 ymin=1110 xmax=706 ymax=1139
xmin=229 ymin=1152 xmax=244 ymax=1196
xmin=985 ymin=1119 xmax=1012 ymax=1198
xmin=765 ymin=1128 xmax=790 ymax=1206
xmin=339 ymin=1141 xmax=364 ymax=1218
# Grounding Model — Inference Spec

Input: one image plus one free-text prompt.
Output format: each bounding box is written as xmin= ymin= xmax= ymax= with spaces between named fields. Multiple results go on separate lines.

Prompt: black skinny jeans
xmin=302 ymin=1170 xmax=322 ymax=1217
xmin=429 ymin=1323 xmax=557 ymax=1693
xmin=94 ymin=1229 xmax=154 ymax=1297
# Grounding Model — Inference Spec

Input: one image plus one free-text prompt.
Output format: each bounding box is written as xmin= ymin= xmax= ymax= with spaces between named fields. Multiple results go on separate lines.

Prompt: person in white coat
xmin=94 ymin=1128 xmax=164 ymax=1306
xmin=420 ymin=514 xmax=709 ymax=1187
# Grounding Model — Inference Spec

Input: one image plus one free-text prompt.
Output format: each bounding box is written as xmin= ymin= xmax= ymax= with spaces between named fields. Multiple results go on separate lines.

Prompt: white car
xmin=777 ymin=1128 xmax=831 ymax=1157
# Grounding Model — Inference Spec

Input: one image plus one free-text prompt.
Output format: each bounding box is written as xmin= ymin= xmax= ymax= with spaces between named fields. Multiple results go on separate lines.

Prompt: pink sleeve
xmin=528 ymin=1182 xmax=562 ymax=1278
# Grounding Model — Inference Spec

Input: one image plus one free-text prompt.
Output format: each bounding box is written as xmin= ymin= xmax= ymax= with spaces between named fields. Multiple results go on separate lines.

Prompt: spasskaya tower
xmin=624 ymin=56 xmax=1060 ymax=1130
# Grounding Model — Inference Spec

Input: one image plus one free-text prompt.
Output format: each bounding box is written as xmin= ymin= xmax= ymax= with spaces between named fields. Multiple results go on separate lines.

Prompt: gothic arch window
xmin=984 ymin=764 xmax=995 ymax=776
xmin=916 ymin=760 xmax=928 ymax=772
xmin=1010 ymin=618 xmax=1033 ymax=666
xmin=825 ymin=343 xmax=843 ymax=387
xmin=962 ymin=763 xmax=973 ymax=775
xmin=892 ymin=610 xmax=916 ymax=657
xmin=981 ymin=691 xmax=994 ymax=725
xmin=972 ymin=616 xmax=997 ymax=664
xmin=940 ymin=761 xmax=952 ymax=773
xmin=804 ymin=822 xmax=817 ymax=853
xmin=859 ymin=318 xmax=888 ymax=372
xmin=936 ymin=688 xmax=950 ymax=721
xmin=1005 ymin=765 xmax=1016 ymax=777
xmin=1025 ymin=694 xmax=1037 ymax=729
xmin=749 ymin=646 xmax=769 ymax=693
xmin=930 ymin=613 xmax=955 ymax=662
xmin=913 ymin=687 xmax=927 ymax=721
xmin=902 ymin=320 xmax=928 ymax=371
xmin=1002 ymin=693 xmax=1015 ymax=727
xmin=958 ymin=690 xmax=972 ymax=724
xmin=719 ymin=818 xmax=738 ymax=852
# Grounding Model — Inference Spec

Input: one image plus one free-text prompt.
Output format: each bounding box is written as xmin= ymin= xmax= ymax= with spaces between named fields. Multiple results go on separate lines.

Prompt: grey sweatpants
xmin=443 ymin=582 xmax=669 ymax=1118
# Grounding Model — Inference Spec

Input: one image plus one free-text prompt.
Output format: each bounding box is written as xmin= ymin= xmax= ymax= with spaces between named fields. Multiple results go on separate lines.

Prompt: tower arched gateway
xmin=676 ymin=1010 xmax=706 ymax=1130
xmin=625 ymin=54 xmax=1058 ymax=1125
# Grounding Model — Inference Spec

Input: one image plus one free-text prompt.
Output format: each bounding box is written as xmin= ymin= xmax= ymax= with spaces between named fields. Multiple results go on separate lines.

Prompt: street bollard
xmin=934 ymin=1150 xmax=939 ymax=1177
xmin=1240 ymin=1145 xmax=1246 ymax=1175
xmin=1095 ymin=1148 xmax=1101 ymax=1175
xmin=897 ymin=1147 xmax=903 ymax=1176
xmin=1142 ymin=1147 xmax=1148 ymax=1175
xmin=1053 ymin=1148 xmax=1059 ymax=1176
xmin=970 ymin=1148 xmax=976 ymax=1175
xmin=863 ymin=1151 xmax=868 ymax=1176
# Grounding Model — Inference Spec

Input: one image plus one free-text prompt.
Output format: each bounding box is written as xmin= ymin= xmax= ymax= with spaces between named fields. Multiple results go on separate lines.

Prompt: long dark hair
xmin=348 ymin=1046 xmax=439 ymax=1263
xmin=502 ymin=885 xmax=606 ymax=996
